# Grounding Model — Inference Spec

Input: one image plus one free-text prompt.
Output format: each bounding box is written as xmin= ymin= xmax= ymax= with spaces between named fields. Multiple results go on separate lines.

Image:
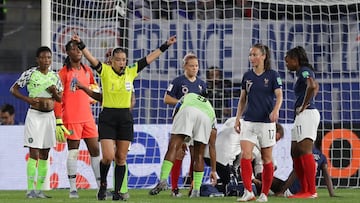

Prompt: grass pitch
xmin=0 ymin=188 xmax=355 ymax=203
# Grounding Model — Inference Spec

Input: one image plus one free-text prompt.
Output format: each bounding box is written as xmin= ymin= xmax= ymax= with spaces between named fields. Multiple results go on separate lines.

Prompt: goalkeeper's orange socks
xmin=261 ymin=162 xmax=274 ymax=195
xmin=192 ymin=171 xmax=204 ymax=191
xmin=170 ymin=159 xmax=182 ymax=190
xmin=160 ymin=160 xmax=173 ymax=181
xmin=36 ymin=159 xmax=48 ymax=191
xmin=27 ymin=158 xmax=37 ymax=191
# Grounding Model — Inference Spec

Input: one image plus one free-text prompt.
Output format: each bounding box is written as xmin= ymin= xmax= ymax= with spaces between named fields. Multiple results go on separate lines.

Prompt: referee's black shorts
xmin=98 ymin=108 xmax=134 ymax=141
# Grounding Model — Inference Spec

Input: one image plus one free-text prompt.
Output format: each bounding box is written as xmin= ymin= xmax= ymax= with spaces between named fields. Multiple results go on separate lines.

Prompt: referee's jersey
xmin=99 ymin=63 xmax=138 ymax=108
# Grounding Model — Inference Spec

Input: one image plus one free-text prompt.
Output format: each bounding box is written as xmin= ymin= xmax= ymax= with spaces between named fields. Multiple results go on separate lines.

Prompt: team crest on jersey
xmin=264 ymin=78 xmax=269 ymax=87
xmin=246 ymin=80 xmax=253 ymax=93
xmin=277 ymin=77 xmax=283 ymax=85
xmin=198 ymin=85 xmax=203 ymax=91
xmin=302 ymin=71 xmax=310 ymax=78
xmin=182 ymin=85 xmax=189 ymax=94
xmin=28 ymin=137 xmax=33 ymax=143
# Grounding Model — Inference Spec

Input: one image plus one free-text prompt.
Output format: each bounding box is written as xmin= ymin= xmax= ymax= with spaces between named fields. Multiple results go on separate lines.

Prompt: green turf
xmin=0 ymin=188 xmax=355 ymax=203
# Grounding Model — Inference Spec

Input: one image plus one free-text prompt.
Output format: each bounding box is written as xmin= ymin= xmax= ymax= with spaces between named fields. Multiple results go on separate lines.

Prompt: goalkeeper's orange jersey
xmin=55 ymin=64 xmax=96 ymax=123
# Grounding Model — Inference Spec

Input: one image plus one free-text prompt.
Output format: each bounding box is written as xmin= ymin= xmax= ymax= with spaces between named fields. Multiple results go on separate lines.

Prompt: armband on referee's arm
xmin=90 ymin=61 xmax=102 ymax=73
xmin=137 ymin=57 xmax=149 ymax=73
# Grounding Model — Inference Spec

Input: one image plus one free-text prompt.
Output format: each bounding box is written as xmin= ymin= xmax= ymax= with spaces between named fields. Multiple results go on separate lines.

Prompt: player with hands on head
xmin=234 ymin=43 xmax=283 ymax=202
xmin=72 ymin=33 xmax=176 ymax=200
xmin=149 ymin=93 xmax=217 ymax=198
xmin=284 ymin=46 xmax=320 ymax=199
xmin=10 ymin=46 xmax=63 ymax=199
xmin=53 ymin=39 xmax=103 ymax=199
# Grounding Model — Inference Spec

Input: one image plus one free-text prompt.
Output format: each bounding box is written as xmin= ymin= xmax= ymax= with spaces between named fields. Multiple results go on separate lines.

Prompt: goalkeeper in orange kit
xmin=54 ymin=40 xmax=102 ymax=199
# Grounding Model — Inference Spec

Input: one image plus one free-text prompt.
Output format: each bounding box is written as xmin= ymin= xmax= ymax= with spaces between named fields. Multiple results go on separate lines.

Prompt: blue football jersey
xmin=241 ymin=69 xmax=282 ymax=123
xmin=166 ymin=75 xmax=207 ymax=100
xmin=294 ymin=66 xmax=317 ymax=110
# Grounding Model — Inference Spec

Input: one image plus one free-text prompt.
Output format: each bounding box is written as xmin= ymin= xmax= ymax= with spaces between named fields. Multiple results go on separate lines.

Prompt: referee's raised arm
xmin=146 ymin=35 xmax=177 ymax=64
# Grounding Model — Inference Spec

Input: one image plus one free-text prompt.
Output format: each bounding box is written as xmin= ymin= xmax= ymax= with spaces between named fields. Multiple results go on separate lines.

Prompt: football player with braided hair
xmin=284 ymin=46 xmax=320 ymax=199
xmin=53 ymin=39 xmax=102 ymax=199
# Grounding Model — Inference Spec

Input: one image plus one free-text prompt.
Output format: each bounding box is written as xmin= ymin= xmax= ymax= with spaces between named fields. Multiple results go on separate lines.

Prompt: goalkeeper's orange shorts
xmin=65 ymin=121 xmax=98 ymax=140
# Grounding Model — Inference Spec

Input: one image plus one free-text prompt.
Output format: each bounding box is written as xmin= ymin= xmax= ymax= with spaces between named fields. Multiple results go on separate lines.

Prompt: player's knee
xmin=88 ymin=146 xmax=100 ymax=157
xmin=102 ymin=157 xmax=113 ymax=165
xmin=241 ymin=151 xmax=253 ymax=159
xmin=68 ymin=149 xmax=79 ymax=160
xmin=115 ymin=153 xmax=127 ymax=164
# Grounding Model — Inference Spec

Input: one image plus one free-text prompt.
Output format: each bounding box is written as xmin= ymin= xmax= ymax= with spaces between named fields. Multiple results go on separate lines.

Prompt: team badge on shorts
xmin=28 ymin=138 xmax=33 ymax=143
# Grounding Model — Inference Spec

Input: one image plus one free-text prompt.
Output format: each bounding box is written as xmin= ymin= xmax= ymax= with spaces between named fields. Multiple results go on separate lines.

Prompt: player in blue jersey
xmin=163 ymin=52 xmax=207 ymax=197
xmin=234 ymin=43 xmax=283 ymax=202
xmin=149 ymin=93 xmax=217 ymax=198
xmin=272 ymin=146 xmax=335 ymax=197
xmin=285 ymin=46 xmax=320 ymax=199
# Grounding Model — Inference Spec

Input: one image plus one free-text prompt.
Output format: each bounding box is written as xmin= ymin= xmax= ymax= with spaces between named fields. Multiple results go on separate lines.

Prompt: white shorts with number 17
xmin=239 ymin=119 xmax=276 ymax=148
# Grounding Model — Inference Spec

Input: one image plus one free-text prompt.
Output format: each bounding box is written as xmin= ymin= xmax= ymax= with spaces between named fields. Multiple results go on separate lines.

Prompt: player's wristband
xmin=78 ymin=40 xmax=86 ymax=50
xmin=159 ymin=42 xmax=169 ymax=52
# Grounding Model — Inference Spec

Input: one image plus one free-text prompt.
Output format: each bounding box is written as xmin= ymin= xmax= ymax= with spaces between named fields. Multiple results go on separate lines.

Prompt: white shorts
xmin=291 ymin=109 xmax=320 ymax=142
xmin=24 ymin=109 xmax=56 ymax=149
xmin=171 ymin=106 xmax=212 ymax=144
xmin=239 ymin=119 xmax=276 ymax=148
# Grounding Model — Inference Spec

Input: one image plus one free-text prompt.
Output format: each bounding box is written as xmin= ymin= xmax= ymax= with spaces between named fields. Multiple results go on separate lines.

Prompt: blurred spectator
xmin=217 ymin=0 xmax=252 ymax=19
xmin=128 ymin=0 xmax=152 ymax=20
xmin=206 ymin=66 xmax=232 ymax=123
xmin=197 ymin=0 xmax=219 ymax=20
xmin=177 ymin=0 xmax=196 ymax=19
xmin=0 ymin=0 xmax=6 ymax=43
xmin=154 ymin=0 xmax=174 ymax=19
xmin=147 ymin=0 xmax=196 ymax=20
xmin=0 ymin=103 xmax=18 ymax=125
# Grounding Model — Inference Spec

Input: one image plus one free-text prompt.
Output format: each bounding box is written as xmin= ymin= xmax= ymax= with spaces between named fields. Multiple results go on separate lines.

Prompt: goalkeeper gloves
xmin=56 ymin=118 xmax=72 ymax=142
